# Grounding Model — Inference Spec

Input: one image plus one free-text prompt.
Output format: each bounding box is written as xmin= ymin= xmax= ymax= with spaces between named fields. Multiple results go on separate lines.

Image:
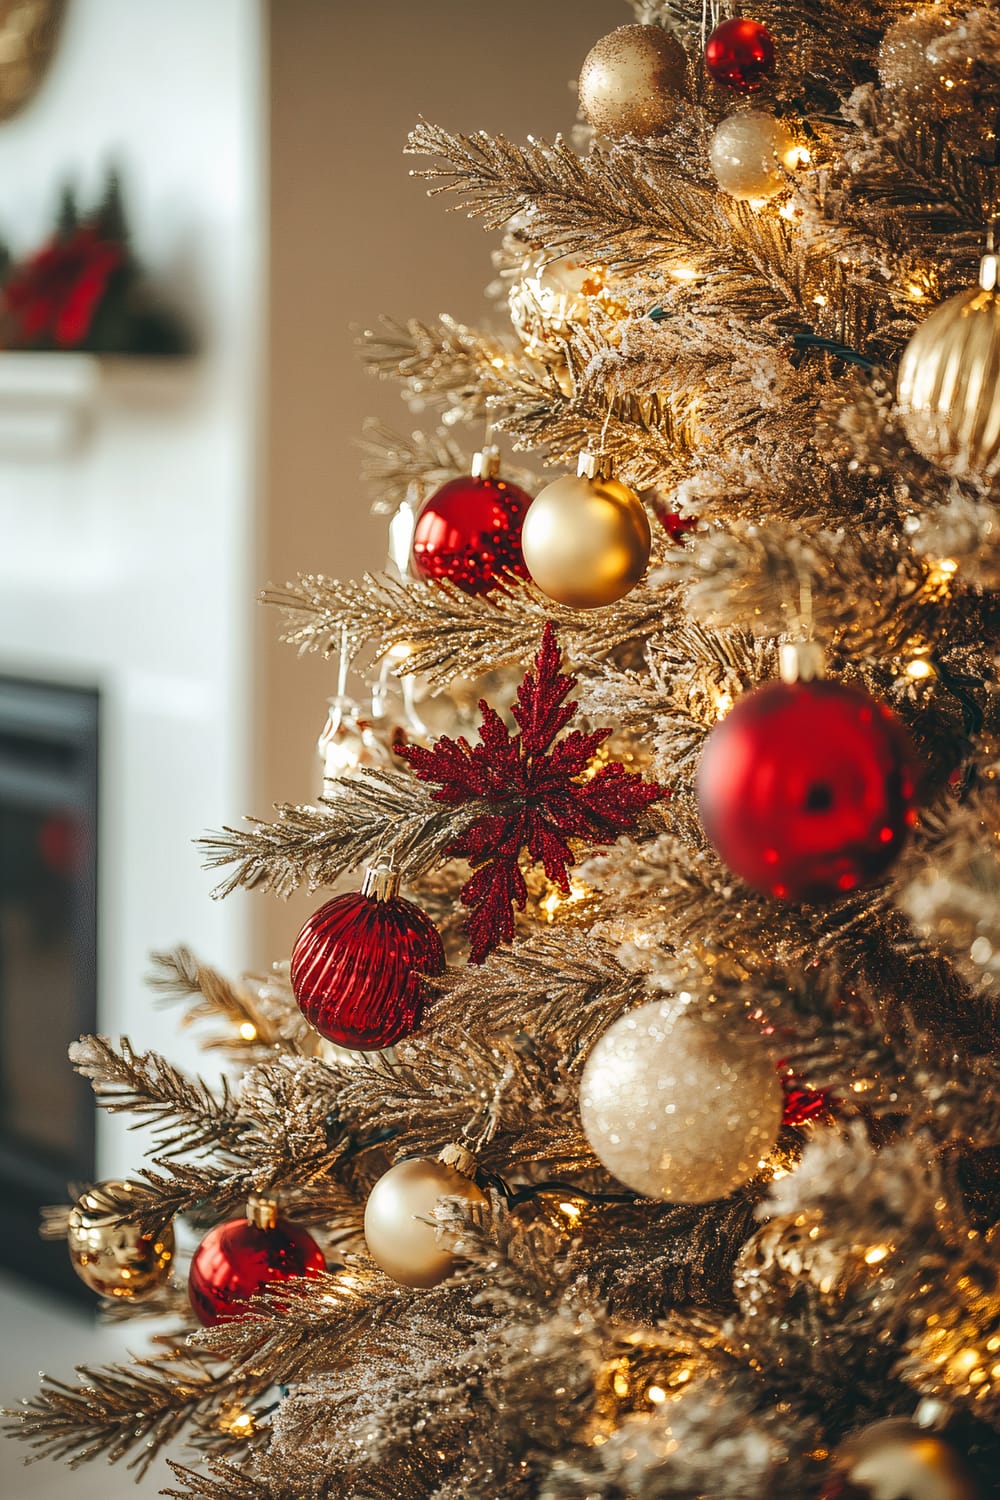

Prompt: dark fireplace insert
xmin=0 ymin=675 xmax=98 ymax=1301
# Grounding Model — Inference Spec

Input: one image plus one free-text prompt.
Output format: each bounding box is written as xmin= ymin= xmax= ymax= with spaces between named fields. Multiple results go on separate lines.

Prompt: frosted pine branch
xmin=69 ymin=1035 xmax=244 ymax=1158
xmin=264 ymin=572 xmax=672 ymax=686
xmin=201 ymin=770 xmax=479 ymax=897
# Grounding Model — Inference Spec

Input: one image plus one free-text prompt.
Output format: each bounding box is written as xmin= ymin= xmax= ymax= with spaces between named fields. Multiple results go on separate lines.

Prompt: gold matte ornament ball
xmin=521 ymin=453 xmax=651 ymax=609
xmin=578 ymin=24 xmax=687 ymax=140
xmin=579 ymin=1001 xmax=783 ymax=1203
xmin=709 ymin=110 xmax=798 ymax=200
xmin=897 ymin=254 xmax=1000 ymax=481
xmin=68 ymin=1180 xmax=175 ymax=1300
xmin=364 ymin=1153 xmax=487 ymax=1288
xmin=828 ymin=1419 xmax=980 ymax=1500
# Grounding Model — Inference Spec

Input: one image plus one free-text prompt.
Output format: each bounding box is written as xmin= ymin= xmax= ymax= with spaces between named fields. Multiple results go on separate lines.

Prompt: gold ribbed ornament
xmin=67 ymin=1180 xmax=175 ymax=1300
xmin=521 ymin=452 xmax=651 ymax=610
xmin=897 ymin=253 xmax=1000 ymax=480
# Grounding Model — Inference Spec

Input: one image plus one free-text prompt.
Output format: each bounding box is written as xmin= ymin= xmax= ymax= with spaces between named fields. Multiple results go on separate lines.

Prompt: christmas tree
xmin=7 ymin=3 xmax=1000 ymax=1495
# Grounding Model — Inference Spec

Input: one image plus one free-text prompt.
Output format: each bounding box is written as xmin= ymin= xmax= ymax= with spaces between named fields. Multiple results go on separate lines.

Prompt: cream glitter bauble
xmin=521 ymin=452 xmax=651 ymax=609
xmin=827 ymin=1419 xmax=980 ymax=1500
xmin=709 ymin=110 xmax=797 ymax=201
xmin=878 ymin=10 xmax=974 ymax=112
xmin=897 ymin=255 xmax=1000 ymax=480
xmin=578 ymin=24 xmax=687 ymax=140
xmin=579 ymin=1002 xmax=783 ymax=1203
xmin=68 ymin=1180 xmax=175 ymax=1300
xmin=363 ymin=1152 xmax=487 ymax=1288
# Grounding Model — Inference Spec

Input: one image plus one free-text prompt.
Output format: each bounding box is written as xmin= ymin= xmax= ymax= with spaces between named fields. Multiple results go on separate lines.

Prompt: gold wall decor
xmin=0 ymin=0 xmax=65 ymax=123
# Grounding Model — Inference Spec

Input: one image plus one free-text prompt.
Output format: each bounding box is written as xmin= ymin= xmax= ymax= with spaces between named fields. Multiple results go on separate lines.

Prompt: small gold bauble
xmin=579 ymin=1001 xmax=783 ymax=1203
xmin=709 ymin=110 xmax=798 ymax=201
xmin=363 ymin=1153 xmax=487 ymax=1288
xmin=67 ymin=1180 xmax=175 ymax=1300
xmin=897 ymin=256 xmax=1000 ymax=480
xmin=508 ymin=252 xmax=625 ymax=366
xmin=829 ymin=1418 xmax=980 ymax=1500
xmin=578 ymin=23 xmax=687 ymax=140
xmin=521 ymin=453 xmax=651 ymax=610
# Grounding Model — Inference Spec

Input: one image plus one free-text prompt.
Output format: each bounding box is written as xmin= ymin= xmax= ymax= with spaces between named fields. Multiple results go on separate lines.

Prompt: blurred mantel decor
xmin=0 ymin=169 xmax=193 ymax=357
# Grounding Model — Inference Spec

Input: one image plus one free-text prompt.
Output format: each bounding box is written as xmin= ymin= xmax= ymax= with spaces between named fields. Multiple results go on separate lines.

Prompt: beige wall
xmin=263 ymin=0 xmax=625 ymax=959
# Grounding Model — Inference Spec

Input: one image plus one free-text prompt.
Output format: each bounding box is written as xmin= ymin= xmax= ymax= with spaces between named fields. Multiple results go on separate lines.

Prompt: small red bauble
xmin=411 ymin=450 xmax=532 ymax=596
xmin=188 ymin=1198 xmax=325 ymax=1327
xmin=704 ymin=17 xmax=776 ymax=91
xmin=658 ymin=509 xmax=697 ymax=544
xmin=290 ymin=865 xmax=445 ymax=1049
xmin=696 ymin=679 xmax=918 ymax=902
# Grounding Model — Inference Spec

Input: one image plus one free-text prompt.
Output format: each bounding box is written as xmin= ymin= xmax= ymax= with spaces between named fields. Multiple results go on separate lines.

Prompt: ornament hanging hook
xmin=336 ymin=623 xmax=350 ymax=702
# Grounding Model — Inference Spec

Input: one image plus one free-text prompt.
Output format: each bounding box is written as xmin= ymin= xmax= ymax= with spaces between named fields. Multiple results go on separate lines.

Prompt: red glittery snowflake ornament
xmin=396 ymin=623 xmax=667 ymax=963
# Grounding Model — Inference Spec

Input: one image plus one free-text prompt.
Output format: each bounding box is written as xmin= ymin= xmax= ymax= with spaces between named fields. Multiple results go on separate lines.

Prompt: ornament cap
xmin=577 ymin=449 xmax=614 ymax=482
xmin=471 ymin=445 xmax=501 ymax=480
xmin=979 ymin=253 xmax=1000 ymax=293
xmin=246 ymin=1195 xmax=280 ymax=1230
xmin=437 ymin=1142 xmax=479 ymax=1179
xmin=361 ymin=863 xmax=402 ymax=901
xmin=779 ymin=640 xmax=826 ymax=684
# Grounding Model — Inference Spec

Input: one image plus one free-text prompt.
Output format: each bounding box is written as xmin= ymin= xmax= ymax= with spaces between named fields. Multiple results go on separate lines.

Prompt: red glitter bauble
xmin=290 ymin=876 xmax=445 ymax=1049
xmin=704 ymin=17 xmax=776 ymax=91
xmin=696 ymin=679 xmax=918 ymax=902
xmin=188 ymin=1209 xmax=325 ymax=1327
xmin=411 ymin=473 xmax=533 ymax=596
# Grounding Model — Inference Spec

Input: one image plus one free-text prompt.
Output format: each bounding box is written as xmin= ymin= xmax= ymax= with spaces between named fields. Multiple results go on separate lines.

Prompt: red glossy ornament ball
xmin=696 ymin=679 xmax=918 ymax=902
xmin=704 ymin=17 xmax=776 ymax=91
xmin=290 ymin=867 xmax=445 ymax=1050
xmin=411 ymin=462 xmax=533 ymax=596
xmin=188 ymin=1200 xmax=325 ymax=1327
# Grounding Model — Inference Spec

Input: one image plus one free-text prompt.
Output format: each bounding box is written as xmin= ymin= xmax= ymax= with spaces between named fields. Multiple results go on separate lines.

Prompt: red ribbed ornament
xmin=290 ymin=867 xmax=445 ymax=1049
xmin=188 ymin=1199 xmax=325 ymax=1327
xmin=704 ymin=17 xmax=776 ymax=91
xmin=411 ymin=450 xmax=532 ymax=596
xmin=696 ymin=679 xmax=918 ymax=902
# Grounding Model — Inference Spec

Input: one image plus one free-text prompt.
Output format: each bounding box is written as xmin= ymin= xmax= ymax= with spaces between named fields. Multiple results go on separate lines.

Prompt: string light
xmin=539 ymin=877 xmax=590 ymax=921
xmin=238 ymin=1021 xmax=257 ymax=1041
xmin=218 ymin=1405 xmax=256 ymax=1437
xmin=710 ymin=686 xmax=734 ymax=719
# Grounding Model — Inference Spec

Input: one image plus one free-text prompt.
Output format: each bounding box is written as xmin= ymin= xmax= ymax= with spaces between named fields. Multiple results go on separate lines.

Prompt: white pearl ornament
xmin=709 ymin=110 xmax=798 ymax=201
